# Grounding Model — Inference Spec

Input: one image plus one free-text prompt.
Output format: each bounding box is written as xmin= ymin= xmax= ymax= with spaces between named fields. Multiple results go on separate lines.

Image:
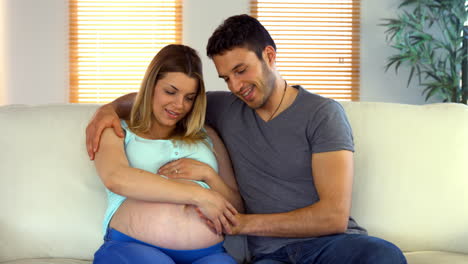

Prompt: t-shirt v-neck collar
xmin=254 ymin=85 xmax=302 ymax=124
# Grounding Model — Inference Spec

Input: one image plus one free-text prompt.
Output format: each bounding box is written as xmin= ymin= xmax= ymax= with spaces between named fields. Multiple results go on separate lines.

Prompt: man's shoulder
xmin=295 ymin=85 xmax=342 ymax=114
xmin=206 ymin=91 xmax=242 ymax=110
xmin=205 ymin=91 xmax=243 ymax=126
xmin=207 ymin=90 xmax=234 ymax=100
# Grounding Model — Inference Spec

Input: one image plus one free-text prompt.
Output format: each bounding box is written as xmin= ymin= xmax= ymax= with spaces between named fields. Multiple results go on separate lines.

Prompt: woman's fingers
xmin=213 ymin=218 xmax=222 ymax=235
xmin=195 ymin=205 xmax=235 ymax=235
xmin=158 ymin=159 xmax=208 ymax=180
xmin=158 ymin=160 xmax=180 ymax=176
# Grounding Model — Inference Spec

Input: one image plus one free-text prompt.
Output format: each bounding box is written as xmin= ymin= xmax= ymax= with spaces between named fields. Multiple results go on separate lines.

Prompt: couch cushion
xmin=404 ymin=251 xmax=468 ymax=264
xmin=0 ymin=104 xmax=104 ymax=262
xmin=1 ymin=259 xmax=90 ymax=264
xmin=341 ymin=102 xmax=468 ymax=254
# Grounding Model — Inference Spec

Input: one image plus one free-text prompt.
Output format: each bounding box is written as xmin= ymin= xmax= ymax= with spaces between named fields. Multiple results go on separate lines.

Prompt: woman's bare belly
xmin=109 ymin=182 xmax=223 ymax=250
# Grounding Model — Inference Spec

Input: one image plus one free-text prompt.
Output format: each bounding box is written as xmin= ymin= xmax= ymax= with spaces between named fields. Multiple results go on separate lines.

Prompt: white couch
xmin=0 ymin=102 xmax=467 ymax=264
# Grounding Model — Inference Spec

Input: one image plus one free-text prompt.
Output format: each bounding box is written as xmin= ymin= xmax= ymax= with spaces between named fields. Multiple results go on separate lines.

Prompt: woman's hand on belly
xmin=158 ymin=158 xmax=215 ymax=183
xmin=193 ymin=188 xmax=239 ymax=235
xmin=164 ymin=177 xmax=239 ymax=235
xmin=159 ymin=158 xmax=244 ymax=215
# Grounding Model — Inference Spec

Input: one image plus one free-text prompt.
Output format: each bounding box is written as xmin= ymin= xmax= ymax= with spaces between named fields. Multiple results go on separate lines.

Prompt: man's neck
xmin=256 ymin=78 xmax=298 ymax=121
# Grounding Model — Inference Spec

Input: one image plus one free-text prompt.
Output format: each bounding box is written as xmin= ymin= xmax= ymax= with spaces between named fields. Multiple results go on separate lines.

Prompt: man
xmin=86 ymin=14 xmax=406 ymax=264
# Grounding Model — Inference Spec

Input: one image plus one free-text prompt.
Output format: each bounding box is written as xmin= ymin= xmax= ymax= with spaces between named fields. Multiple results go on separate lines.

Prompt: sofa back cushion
xmin=1 ymin=102 xmax=467 ymax=261
xmin=341 ymin=102 xmax=468 ymax=254
xmin=0 ymin=104 xmax=105 ymax=262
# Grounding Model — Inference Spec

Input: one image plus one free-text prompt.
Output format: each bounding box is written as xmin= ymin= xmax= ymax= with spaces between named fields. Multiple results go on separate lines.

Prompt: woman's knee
xmin=93 ymin=241 xmax=175 ymax=264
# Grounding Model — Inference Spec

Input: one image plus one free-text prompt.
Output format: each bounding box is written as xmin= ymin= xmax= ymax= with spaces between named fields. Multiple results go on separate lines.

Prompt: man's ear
xmin=262 ymin=46 xmax=277 ymax=66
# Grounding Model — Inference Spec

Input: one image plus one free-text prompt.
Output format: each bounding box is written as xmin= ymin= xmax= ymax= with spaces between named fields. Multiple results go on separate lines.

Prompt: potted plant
xmin=381 ymin=0 xmax=468 ymax=104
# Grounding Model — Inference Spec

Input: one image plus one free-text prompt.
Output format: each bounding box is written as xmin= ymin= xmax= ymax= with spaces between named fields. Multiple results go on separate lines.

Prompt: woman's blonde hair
xmin=128 ymin=44 xmax=207 ymax=143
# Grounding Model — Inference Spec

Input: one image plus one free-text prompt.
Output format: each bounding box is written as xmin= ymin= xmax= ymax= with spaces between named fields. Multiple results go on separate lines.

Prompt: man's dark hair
xmin=206 ymin=14 xmax=276 ymax=60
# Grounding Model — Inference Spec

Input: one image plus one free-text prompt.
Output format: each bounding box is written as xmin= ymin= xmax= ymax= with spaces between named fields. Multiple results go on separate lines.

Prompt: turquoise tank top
xmin=101 ymin=120 xmax=218 ymax=234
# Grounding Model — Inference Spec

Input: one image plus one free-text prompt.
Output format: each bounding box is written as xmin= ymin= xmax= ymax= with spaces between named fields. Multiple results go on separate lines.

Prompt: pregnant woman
xmin=92 ymin=44 xmax=243 ymax=264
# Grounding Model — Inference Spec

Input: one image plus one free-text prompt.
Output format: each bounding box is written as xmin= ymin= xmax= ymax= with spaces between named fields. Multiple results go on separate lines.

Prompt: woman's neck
xmin=144 ymin=124 xmax=174 ymax=140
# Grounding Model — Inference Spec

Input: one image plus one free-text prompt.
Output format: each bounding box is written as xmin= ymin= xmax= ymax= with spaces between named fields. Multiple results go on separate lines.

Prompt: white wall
xmin=360 ymin=0 xmax=430 ymax=104
xmin=1 ymin=0 xmax=69 ymax=105
xmin=0 ymin=0 xmax=434 ymax=105
xmin=183 ymin=0 xmax=249 ymax=92
xmin=0 ymin=0 xmax=7 ymax=105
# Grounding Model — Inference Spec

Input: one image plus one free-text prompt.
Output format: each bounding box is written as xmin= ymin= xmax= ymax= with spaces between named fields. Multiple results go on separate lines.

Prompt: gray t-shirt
xmin=206 ymin=86 xmax=366 ymax=257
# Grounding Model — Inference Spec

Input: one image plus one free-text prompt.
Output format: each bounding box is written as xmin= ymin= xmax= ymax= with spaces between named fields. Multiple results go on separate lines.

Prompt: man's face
xmin=213 ymin=47 xmax=276 ymax=110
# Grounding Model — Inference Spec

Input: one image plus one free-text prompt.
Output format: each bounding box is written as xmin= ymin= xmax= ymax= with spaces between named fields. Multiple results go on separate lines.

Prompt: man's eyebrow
xmin=218 ymin=63 xmax=245 ymax=78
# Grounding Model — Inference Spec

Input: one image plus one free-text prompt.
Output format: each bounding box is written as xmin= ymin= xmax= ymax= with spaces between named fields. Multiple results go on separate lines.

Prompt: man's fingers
xmin=112 ymin=120 xmax=125 ymax=138
xmin=224 ymin=208 xmax=239 ymax=226
xmin=228 ymin=203 xmax=238 ymax=216
xmin=220 ymin=215 xmax=232 ymax=234
xmin=86 ymin=125 xmax=95 ymax=160
xmin=92 ymin=124 xmax=106 ymax=153
xmin=223 ymin=202 xmax=238 ymax=226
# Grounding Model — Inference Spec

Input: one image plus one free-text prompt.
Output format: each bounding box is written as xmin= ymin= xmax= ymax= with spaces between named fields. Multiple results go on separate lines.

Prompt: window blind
xmin=69 ymin=0 xmax=182 ymax=103
xmin=251 ymin=0 xmax=360 ymax=101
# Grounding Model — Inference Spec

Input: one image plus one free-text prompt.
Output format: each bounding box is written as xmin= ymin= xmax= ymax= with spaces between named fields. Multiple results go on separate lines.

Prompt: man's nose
xmin=229 ymin=78 xmax=242 ymax=93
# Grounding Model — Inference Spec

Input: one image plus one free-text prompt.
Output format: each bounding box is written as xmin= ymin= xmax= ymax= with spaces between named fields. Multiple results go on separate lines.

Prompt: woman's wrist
xmin=191 ymin=186 xmax=210 ymax=207
xmin=203 ymin=167 xmax=219 ymax=185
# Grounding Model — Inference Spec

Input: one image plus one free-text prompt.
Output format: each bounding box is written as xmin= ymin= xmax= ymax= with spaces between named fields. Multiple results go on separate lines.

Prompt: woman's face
xmin=151 ymin=72 xmax=198 ymax=134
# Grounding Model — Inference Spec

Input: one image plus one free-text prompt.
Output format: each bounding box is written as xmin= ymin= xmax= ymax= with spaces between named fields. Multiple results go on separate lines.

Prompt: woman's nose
xmin=173 ymin=95 xmax=184 ymax=108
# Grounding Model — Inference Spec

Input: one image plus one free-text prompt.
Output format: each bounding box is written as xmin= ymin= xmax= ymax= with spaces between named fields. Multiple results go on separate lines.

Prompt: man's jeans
xmin=252 ymin=234 xmax=407 ymax=264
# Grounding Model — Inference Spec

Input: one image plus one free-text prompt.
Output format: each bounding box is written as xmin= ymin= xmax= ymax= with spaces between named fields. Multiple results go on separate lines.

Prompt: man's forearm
xmin=110 ymin=93 xmax=137 ymax=119
xmin=238 ymin=202 xmax=348 ymax=237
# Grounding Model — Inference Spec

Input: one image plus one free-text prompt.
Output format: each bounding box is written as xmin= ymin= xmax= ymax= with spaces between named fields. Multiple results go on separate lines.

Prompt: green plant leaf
xmin=379 ymin=0 xmax=466 ymax=103
xmin=407 ymin=66 xmax=416 ymax=87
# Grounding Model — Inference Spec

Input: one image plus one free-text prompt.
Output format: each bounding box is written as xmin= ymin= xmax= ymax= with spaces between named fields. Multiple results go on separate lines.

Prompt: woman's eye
xmin=238 ymin=68 xmax=246 ymax=74
xmin=165 ymin=90 xmax=175 ymax=95
xmin=185 ymin=96 xmax=195 ymax=102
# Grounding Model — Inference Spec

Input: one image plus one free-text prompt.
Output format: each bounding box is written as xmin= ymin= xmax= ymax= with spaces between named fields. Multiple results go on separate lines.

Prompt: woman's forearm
xmin=107 ymin=166 xmax=205 ymax=206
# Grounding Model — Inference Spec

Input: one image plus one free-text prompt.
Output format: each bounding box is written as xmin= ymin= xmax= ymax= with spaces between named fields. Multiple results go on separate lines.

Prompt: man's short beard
xmin=256 ymin=61 xmax=277 ymax=109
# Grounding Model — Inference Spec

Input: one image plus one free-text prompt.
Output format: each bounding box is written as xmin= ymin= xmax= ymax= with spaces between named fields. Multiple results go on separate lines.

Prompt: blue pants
xmin=93 ymin=228 xmax=236 ymax=264
xmin=252 ymin=234 xmax=407 ymax=264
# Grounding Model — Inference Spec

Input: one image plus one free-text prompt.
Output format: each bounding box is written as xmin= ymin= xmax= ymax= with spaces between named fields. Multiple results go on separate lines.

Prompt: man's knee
xmin=356 ymin=236 xmax=407 ymax=264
